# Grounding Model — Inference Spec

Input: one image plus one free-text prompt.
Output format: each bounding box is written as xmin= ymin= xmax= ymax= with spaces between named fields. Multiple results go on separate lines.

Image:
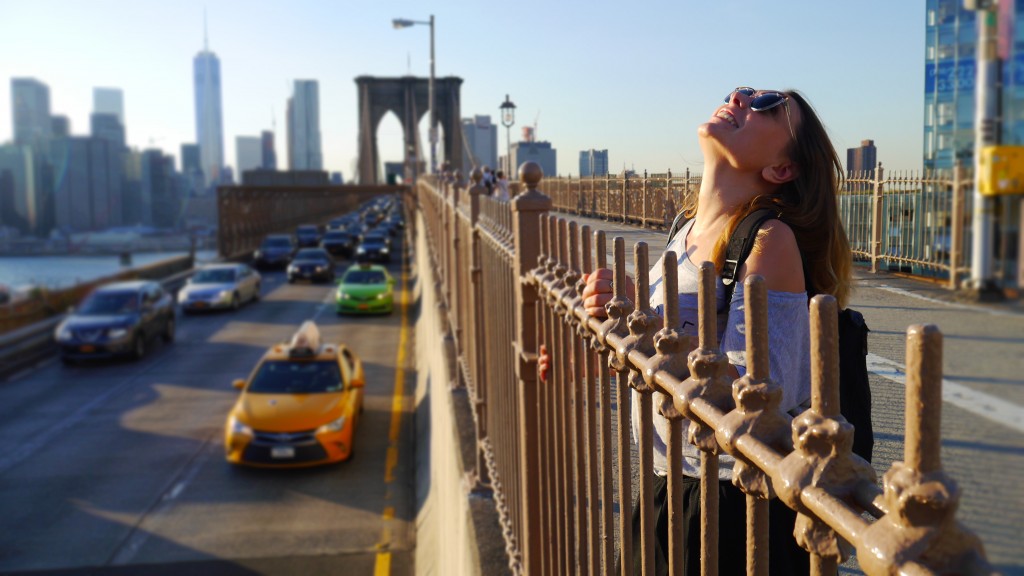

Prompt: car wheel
xmin=132 ymin=334 xmax=146 ymax=360
xmin=231 ymin=293 xmax=240 ymax=310
xmin=163 ymin=316 xmax=175 ymax=343
xmin=252 ymin=284 xmax=261 ymax=302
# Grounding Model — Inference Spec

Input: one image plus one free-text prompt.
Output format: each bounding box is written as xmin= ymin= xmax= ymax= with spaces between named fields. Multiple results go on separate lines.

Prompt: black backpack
xmin=667 ymin=209 xmax=873 ymax=462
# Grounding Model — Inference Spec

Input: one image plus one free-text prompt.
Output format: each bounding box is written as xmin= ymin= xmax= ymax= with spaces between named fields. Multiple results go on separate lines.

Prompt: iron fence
xmin=417 ymin=165 xmax=994 ymax=575
xmin=544 ymin=163 xmax=1019 ymax=291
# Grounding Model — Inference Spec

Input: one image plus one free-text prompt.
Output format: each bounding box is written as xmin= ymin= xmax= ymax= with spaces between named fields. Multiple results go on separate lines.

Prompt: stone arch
xmin=356 ymin=75 xmax=463 ymax=184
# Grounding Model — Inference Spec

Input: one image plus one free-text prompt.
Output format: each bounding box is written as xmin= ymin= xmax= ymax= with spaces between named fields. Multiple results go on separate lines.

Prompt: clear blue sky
xmin=1 ymin=0 xmax=926 ymax=179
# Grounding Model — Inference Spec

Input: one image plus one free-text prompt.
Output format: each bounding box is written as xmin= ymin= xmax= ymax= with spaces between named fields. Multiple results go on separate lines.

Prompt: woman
xmin=542 ymin=87 xmax=851 ymax=575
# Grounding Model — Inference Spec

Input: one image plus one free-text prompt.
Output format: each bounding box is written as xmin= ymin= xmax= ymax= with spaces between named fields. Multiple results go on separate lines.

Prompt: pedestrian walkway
xmin=559 ymin=213 xmax=1024 ymax=575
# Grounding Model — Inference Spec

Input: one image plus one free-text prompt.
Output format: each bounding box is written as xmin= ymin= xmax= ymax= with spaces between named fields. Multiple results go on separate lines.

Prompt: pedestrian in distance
xmin=495 ymin=170 xmax=510 ymax=201
xmin=539 ymin=86 xmax=852 ymax=576
xmin=482 ymin=165 xmax=495 ymax=195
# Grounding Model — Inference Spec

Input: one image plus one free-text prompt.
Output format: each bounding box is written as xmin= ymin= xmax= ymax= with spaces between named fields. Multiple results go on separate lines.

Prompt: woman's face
xmin=699 ymin=88 xmax=802 ymax=173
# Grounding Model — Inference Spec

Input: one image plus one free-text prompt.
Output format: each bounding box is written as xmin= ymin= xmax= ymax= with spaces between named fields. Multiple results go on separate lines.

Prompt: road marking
xmin=866 ymin=352 xmax=1024 ymax=433
xmin=107 ymin=431 xmax=215 ymax=565
xmin=874 ymin=284 xmax=1022 ymax=318
xmin=374 ymin=251 xmax=410 ymax=576
xmin=312 ymin=288 xmax=335 ymax=321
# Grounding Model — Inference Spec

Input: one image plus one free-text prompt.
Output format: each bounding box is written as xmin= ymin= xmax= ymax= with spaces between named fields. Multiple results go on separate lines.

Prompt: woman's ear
xmin=762 ymin=161 xmax=798 ymax=184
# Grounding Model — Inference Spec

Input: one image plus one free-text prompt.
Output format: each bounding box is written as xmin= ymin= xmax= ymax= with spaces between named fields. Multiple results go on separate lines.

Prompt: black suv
xmin=55 ymin=281 xmax=176 ymax=363
xmin=320 ymin=230 xmax=355 ymax=259
xmin=287 ymin=248 xmax=336 ymax=283
xmin=253 ymin=234 xmax=296 ymax=269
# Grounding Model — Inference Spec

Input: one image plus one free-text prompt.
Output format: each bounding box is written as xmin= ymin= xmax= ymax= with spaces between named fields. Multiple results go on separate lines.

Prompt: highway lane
xmin=0 ymin=251 xmax=416 ymax=575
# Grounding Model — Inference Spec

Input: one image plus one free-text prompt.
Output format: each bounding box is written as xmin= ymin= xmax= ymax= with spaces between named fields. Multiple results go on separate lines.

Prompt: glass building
xmin=193 ymin=44 xmax=224 ymax=189
xmin=924 ymin=0 xmax=1024 ymax=170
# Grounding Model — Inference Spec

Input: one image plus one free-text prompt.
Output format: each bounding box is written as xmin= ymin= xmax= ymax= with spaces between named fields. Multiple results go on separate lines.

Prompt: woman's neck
xmin=694 ymin=160 xmax=773 ymax=232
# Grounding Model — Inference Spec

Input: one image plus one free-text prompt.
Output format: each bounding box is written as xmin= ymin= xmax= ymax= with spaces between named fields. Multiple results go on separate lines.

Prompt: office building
xmin=0 ymin=144 xmax=40 ymax=233
xmin=261 ymin=130 xmax=277 ymax=169
xmin=847 ymin=140 xmax=877 ymax=175
xmin=193 ymin=33 xmax=225 ymax=188
xmin=91 ymin=113 xmax=125 ymax=151
xmin=579 ymin=149 xmax=609 ymax=177
xmin=461 ymin=115 xmax=498 ymax=171
xmin=50 ymin=137 xmax=116 ymax=232
xmin=51 ymin=116 xmax=70 ymax=138
xmin=510 ymin=140 xmax=557 ymax=179
xmin=287 ymin=80 xmax=323 ymax=170
xmin=236 ymin=136 xmax=262 ymax=177
xmin=141 ymin=149 xmax=180 ymax=228
xmin=923 ymin=0 xmax=1024 ymax=170
xmin=93 ymin=87 xmax=124 ymax=125
xmin=11 ymin=78 xmax=52 ymax=150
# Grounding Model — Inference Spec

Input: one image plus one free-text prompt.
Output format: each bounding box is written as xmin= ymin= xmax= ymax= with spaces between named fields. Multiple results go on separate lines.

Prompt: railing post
xmin=642 ymin=170 xmax=649 ymax=229
xmin=621 ymin=172 xmax=629 ymax=224
xmin=467 ymin=169 xmax=491 ymax=489
xmin=511 ymin=161 xmax=551 ymax=575
xmin=870 ymin=162 xmax=885 ymax=274
xmin=950 ymin=161 xmax=965 ymax=290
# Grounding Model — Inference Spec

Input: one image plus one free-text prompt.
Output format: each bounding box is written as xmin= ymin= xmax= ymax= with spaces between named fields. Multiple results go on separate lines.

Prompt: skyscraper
xmin=93 ymin=87 xmax=124 ymax=125
xmin=847 ymin=140 xmax=877 ymax=175
xmin=193 ymin=26 xmax=225 ymax=189
xmin=511 ymin=140 xmax=557 ymax=178
xmin=236 ymin=136 xmax=262 ymax=178
xmin=579 ymin=149 xmax=609 ymax=177
xmin=180 ymin=143 xmax=203 ymax=197
xmin=261 ymin=130 xmax=277 ymax=169
xmin=287 ymin=80 xmax=322 ymax=170
xmin=50 ymin=136 xmax=114 ymax=231
xmin=11 ymin=78 xmax=51 ymax=150
xmin=923 ymin=0 xmax=1024 ymax=170
xmin=461 ymin=115 xmax=498 ymax=171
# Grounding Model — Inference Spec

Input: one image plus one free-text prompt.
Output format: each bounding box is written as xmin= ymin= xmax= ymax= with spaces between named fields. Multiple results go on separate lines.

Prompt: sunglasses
xmin=724 ymin=87 xmax=796 ymax=141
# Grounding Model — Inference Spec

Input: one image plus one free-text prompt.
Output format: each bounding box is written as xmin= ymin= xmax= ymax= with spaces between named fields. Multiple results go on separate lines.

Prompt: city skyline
xmin=3 ymin=1 xmax=931 ymax=178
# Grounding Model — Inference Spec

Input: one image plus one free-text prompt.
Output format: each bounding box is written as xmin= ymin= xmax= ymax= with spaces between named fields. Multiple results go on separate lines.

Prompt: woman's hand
xmin=538 ymin=344 xmax=550 ymax=382
xmin=581 ymin=268 xmax=634 ymax=318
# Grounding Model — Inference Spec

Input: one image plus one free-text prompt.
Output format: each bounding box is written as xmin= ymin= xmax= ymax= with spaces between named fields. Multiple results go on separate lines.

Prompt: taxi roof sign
xmin=287 ymin=321 xmax=322 ymax=357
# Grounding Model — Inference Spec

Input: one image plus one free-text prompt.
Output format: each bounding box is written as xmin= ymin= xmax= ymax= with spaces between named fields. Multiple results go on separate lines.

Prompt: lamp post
xmin=500 ymin=94 xmax=516 ymax=178
xmin=393 ymin=15 xmax=436 ymax=175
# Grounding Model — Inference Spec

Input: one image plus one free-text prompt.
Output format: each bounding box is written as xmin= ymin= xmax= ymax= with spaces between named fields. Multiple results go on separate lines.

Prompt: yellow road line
xmin=374 ymin=248 xmax=410 ymax=576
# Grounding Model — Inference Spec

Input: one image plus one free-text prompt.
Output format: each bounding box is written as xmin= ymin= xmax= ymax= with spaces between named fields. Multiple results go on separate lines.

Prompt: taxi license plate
xmin=79 ymin=345 xmax=96 ymax=353
xmin=358 ymin=304 xmax=369 ymax=310
xmin=271 ymin=446 xmax=295 ymax=459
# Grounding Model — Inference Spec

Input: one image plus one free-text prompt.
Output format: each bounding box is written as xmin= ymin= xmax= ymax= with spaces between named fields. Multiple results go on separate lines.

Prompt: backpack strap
xmin=666 ymin=210 xmax=690 ymax=247
xmin=721 ymin=208 xmax=781 ymax=286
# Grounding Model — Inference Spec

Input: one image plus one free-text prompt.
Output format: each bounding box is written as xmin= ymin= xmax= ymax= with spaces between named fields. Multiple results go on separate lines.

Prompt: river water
xmin=0 ymin=250 xmax=220 ymax=291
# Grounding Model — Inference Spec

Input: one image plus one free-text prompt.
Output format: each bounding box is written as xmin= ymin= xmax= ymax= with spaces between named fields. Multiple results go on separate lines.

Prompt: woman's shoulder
xmin=738 ymin=219 xmax=805 ymax=293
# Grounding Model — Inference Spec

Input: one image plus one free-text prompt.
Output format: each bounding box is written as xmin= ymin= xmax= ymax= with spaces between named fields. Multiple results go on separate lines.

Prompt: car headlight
xmin=218 ymin=290 xmax=232 ymax=301
xmin=337 ymin=292 xmax=351 ymax=300
xmin=108 ymin=327 xmax=129 ymax=339
xmin=317 ymin=414 xmax=347 ymax=434
xmin=315 ymin=265 xmax=326 ymax=272
xmin=381 ymin=247 xmax=389 ymax=253
xmin=376 ymin=293 xmax=389 ymax=300
xmin=55 ymin=326 xmax=72 ymax=341
xmin=229 ymin=415 xmax=253 ymax=436
xmin=287 ymin=264 xmax=297 ymax=272
xmin=356 ymin=247 xmax=366 ymax=254
xmin=254 ymin=250 xmax=263 ymax=258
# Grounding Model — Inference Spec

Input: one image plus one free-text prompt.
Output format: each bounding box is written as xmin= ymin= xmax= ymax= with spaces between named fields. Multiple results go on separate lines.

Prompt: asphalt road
xmin=0 ymin=249 xmax=416 ymax=576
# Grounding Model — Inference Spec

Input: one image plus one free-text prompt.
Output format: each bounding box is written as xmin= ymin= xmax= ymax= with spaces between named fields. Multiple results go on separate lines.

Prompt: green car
xmin=335 ymin=264 xmax=395 ymax=315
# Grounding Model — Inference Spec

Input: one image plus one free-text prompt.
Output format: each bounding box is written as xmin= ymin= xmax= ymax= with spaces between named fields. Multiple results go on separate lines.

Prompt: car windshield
xmin=262 ymin=237 xmax=291 ymax=248
xmin=192 ymin=269 xmax=236 ymax=283
xmin=295 ymin=249 xmax=329 ymax=261
xmin=297 ymin=227 xmax=317 ymax=235
xmin=78 ymin=291 xmax=139 ymax=315
xmin=324 ymin=232 xmax=348 ymax=240
xmin=247 ymin=360 xmax=343 ymax=394
xmin=343 ymin=270 xmax=387 ymax=284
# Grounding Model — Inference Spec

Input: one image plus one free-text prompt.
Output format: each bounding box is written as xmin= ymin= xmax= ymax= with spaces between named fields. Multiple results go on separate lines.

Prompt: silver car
xmin=178 ymin=264 xmax=262 ymax=312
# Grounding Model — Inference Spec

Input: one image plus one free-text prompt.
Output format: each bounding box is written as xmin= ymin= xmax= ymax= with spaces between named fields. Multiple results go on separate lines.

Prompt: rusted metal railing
xmin=546 ymin=163 xmax=985 ymax=290
xmin=417 ymin=165 xmax=994 ymax=575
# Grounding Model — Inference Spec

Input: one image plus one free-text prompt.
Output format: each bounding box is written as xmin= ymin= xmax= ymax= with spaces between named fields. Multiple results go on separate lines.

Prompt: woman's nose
xmin=729 ymin=90 xmax=747 ymax=107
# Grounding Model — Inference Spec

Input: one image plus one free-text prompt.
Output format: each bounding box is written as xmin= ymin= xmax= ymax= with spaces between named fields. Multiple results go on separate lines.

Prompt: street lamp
xmin=499 ymin=94 xmax=516 ymax=178
xmin=393 ymin=15 xmax=436 ymax=175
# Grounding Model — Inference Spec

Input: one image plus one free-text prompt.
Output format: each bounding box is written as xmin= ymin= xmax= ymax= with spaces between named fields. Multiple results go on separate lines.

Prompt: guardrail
xmin=0 ymin=257 xmax=195 ymax=380
xmin=418 ymin=165 xmax=995 ymax=575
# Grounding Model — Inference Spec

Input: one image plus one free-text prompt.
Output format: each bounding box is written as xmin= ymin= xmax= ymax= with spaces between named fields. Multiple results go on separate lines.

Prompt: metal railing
xmin=417 ymin=165 xmax=994 ymax=575
xmin=544 ymin=163 xmax=993 ymax=290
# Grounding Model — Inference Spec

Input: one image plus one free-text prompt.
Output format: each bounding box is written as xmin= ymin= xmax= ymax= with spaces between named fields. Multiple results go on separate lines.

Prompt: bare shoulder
xmin=738 ymin=219 xmax=805 ymax=293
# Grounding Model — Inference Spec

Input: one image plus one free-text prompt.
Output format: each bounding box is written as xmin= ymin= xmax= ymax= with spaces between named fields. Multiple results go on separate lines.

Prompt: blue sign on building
xmin=926 ymin=59 xmax=977 ymax=94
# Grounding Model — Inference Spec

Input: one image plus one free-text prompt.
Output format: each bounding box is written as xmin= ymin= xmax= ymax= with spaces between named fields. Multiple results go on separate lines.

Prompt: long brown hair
xmin=684 ymin=90 xmax=852 ymax=307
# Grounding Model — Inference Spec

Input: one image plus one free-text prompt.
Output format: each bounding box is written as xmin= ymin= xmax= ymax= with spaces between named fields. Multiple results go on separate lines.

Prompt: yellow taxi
xmin=224 ymin=321 xmax=364 ymax=467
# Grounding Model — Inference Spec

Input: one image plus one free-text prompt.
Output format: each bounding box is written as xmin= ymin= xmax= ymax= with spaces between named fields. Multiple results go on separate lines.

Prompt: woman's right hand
xmin=581 ymin=268 xmax=634 ymax=318
xmin=538 ymin=344 xmax=550 ymax=382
